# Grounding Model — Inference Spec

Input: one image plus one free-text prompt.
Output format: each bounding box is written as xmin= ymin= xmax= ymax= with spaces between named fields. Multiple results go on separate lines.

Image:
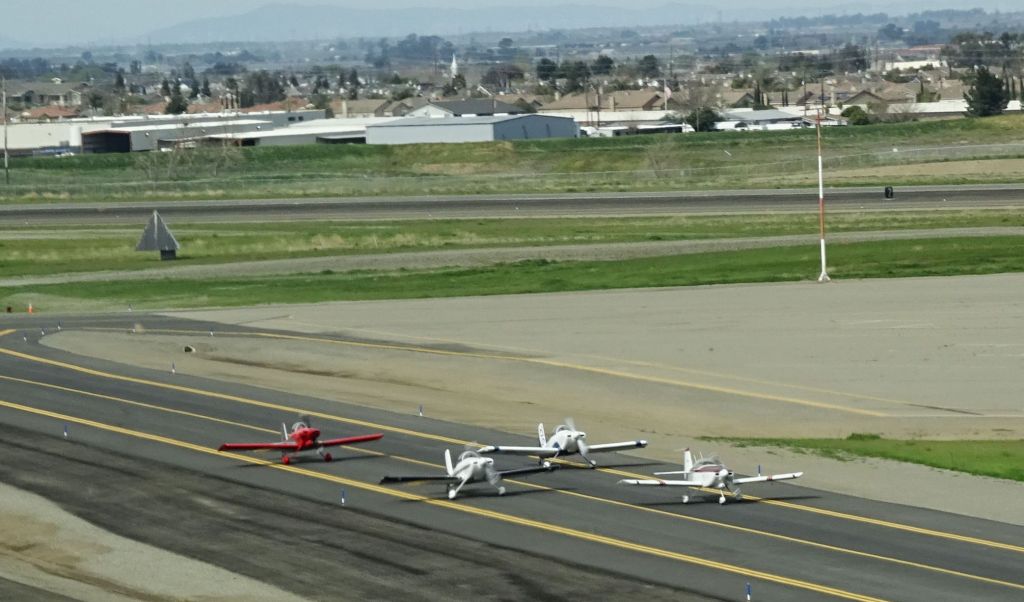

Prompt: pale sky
xmin=2 ymin=1 xmax=1018 ymax=48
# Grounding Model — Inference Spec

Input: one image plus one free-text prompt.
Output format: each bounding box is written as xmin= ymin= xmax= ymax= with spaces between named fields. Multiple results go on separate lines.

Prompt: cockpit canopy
xmin=458 ymin=450 xmax=482 ymax=462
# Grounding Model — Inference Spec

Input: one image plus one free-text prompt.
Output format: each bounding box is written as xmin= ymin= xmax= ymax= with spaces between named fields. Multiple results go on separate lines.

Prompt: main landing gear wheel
xmin=718 ymin=495 xmax=727 ymax=505
xmin=281 ymin=455 xmax=291 ymax=465
xmin=498 ymin=486 xmax=506 ymax=496
xmin=447 ymin=485 xmax=457 ymax=500
xmin=322 ymin=453 xmax=333 ymax=463
xmin=681 ymin=495 xmax=690 ymax=504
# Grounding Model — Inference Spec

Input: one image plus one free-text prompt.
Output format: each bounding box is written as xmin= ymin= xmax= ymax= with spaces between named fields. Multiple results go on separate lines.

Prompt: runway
xmin=1 ymin=315 xmax=1021 ymax=601
xmin=3 ymin=184 xmax=1024 ymax=225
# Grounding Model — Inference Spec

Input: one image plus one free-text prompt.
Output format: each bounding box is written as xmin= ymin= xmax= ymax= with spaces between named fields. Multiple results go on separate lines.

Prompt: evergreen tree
xmin=165 ymin=85 xmax=188 ymax=114
xmin=965 ymin=66 xmax=1010 ymax=117
xmin=201 ymin=77 xmax=211 ymax=98
xmin=160 ymin=78 xmax=171 ymax=97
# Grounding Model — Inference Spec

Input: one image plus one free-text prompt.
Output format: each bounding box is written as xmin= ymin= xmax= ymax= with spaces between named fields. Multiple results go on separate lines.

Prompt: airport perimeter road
xmin=3 ymin=185 xmax=1024 ymax=224
xmin=1 ymin=317 xmax=1022 ymax=602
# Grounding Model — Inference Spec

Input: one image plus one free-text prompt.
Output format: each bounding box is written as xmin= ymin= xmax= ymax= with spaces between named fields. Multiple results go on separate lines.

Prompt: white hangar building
xmin=365 ymin=115 xmax=579 ymax=145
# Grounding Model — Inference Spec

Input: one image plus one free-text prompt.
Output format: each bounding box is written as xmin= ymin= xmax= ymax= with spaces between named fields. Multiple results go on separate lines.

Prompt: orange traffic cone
xmin=27 ymin=303 xmax=33 ymax=314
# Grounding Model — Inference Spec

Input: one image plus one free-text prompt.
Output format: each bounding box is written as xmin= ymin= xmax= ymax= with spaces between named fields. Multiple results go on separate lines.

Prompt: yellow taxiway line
xmin=1 ymin=344 xmax=1020 ymax=556
xmin=0 ymin=397 xmax=887 ymax=602
xmin=5 ymin=373 xmax=1022 ymax=594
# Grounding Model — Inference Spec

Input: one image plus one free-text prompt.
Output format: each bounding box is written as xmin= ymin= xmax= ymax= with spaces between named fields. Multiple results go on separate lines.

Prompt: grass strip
xmin=2 ymin=211 xmax=1022 ymax=278
xmin=711 ymin=434 xmax=1024 ymax=482
xmin=2 ymin=236 xmax=1022 ymax=311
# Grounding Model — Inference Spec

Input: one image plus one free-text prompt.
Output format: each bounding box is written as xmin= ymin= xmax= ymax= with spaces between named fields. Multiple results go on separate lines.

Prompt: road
xmin=0 ymin=315 xmax=1021 ymax=602
xmin=3 ymin=185 xmax=1024 ymax=224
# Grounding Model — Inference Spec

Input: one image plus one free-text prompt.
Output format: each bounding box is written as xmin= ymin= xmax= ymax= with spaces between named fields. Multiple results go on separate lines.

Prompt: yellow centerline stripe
xmin=0 ymin=398 xmax=885 ymax=602
xmin=82 ymin=326 xmax=887 ymax=417
xmin=0 ymin=374 xmax=277 ymax=436
xmin=2 ymin=344 xmax=1020 ymax=555
xmin=0 ymin=329 xmax=15 ymax=337
xmin=7 ymin=374 xmax=1021 ymax=593
xmin=0 ymin=346 xmax=465 ymax=445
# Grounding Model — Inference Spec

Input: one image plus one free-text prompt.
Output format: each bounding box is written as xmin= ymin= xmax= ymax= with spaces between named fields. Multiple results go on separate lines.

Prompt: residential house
xmin=9 ymin=80 xmax=86 ymax=107
xmin=539 ymin=90 xmax=664 ymax=112
xmin=406 ymin=98 xmax=525 ymax=118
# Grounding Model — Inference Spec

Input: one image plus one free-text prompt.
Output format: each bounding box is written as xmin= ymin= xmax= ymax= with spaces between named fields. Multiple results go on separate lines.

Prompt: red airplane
xmin=218 ymin=417 xmax=383 ymax=465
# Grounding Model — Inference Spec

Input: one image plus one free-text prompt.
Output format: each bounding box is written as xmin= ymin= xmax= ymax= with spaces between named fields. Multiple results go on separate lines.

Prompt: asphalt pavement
xmin=3 ymin=185 xmax=1024 ymax=224
xmin=1 ymin=314 xmax=1021 ymax=602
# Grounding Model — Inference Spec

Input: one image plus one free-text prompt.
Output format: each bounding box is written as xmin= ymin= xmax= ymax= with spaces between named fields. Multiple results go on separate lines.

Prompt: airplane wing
xmin=618 ymin=478 xmax=704 ymax=487
xmin=379 ymin=475 xmax=460 ymax=484
xmin=587 ymin=440 xmax=648 ymax=452
xmin=733 ymin=471 xmax=803 ymax=485
xmin=318 ymin=433 xmax=384 ymax=447
xmin=218 ymin=442 xmax=299 ymax=452
xmin=498 ymin=464 xmax=559 ymax=478
xmin=477 ymin=445 xmax=558 ymax=457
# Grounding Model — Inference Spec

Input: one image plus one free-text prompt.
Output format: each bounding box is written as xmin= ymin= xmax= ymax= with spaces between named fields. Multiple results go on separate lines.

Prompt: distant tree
xmin=201 ymin=77 xmax=211 ymax=98
xmin=129 ymin=60 xmax=142 ymax=75
xmin=685 ymin=107 xmax=719 ymax=132
xmin=638 ymin=54 xmax=660 ymax=79
xmin=592 ymin=54 xmax=615 ymax=75
xmin=165 ymin=86 xmax=188 ymax=114
xmin=160 ymin=78 xmax=171 ymax=97
xmin=391 ymin=87 xmax=413 ymax=101
xmin=965 ymin=66 xmax=1010 ymax=117
xmin=114 ymin=70 xmax=126 ymax=91
xmin=498 ymin=37 xmax=514 ymax=50
xmin=182 ymin=62 xmax=196 ymax=81
xmin=878 ymin=23 xmax=903 ymax=41
xmin=289 ymin=74 xmax=299 ymax=88
xmin=86 ymin=91 xmax=106 ymax=110
xmin=240 ymin=70 xmax=285 ymax=107
xmin=841 ymin=105 xmax=871 ymax=125
xmin=836 ymin=44 xmax=868 ymax=72
xmin=536 ymin=58 xmax=558 ymax=82
xmin=81 ymin=50 xmax=93 ymax=62
xmin=481 ymin=63 xmax=524 ymax=90
xmin=559 ymin=60 xmax=590 ymax=92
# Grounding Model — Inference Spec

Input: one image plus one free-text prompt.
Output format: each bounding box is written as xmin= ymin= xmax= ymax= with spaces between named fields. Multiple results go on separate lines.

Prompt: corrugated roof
xmin=368 ymin=115 xmax=568 ymax=128
xmin=425 ymin=99 xmax=524 ymax=115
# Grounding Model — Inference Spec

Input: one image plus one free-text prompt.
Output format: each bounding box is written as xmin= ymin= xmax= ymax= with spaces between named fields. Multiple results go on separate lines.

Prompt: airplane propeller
xmin=565 ymin=417 xmax=596 ymax=467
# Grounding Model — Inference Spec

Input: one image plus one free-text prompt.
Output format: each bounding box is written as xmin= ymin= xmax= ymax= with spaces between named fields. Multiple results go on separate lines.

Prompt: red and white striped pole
xmin=816 ymin=109 xmax=830 ymax=283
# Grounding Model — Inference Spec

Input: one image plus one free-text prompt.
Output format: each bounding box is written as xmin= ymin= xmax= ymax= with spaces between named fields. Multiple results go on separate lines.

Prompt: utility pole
xmin=3 ymin=77 xmax=9 ymax=185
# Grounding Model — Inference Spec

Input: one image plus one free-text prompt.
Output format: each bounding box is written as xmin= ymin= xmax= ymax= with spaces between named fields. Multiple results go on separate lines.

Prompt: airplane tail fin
xmin=537 ymin=423 xmax=547 ymax=447
xmin=683 ymin=448 xmax=694 ymax=473
xmin=444 ymin=449 xmax=454 ymax=476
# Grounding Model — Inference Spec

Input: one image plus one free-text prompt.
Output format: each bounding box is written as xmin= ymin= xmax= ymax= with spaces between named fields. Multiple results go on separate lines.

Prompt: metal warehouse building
xmin=82 ymin=119 xmax=272 ymax=153
xmin=365 ymin=115 xmax=579 ymax=145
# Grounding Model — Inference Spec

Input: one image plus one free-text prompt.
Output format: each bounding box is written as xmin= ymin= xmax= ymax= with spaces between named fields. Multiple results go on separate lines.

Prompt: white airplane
xmin=380 ymin=449 xmax=558 ymax=500
xmin=618 ymin=448 xmax=803 ymax=505
xmin=477 ymin=418 xmax=648 ymax=468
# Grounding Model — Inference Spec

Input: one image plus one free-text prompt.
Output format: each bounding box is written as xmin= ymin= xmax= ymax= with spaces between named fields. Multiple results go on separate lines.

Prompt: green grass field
xmin=715 ymin=433 xmax=1024 ymax=482
xmin=4 ymin=114 xmax=1024 ymax=202
xmin=2 ymin=210 xmax=1021 ymax=278
xmin=4 ymin=236 xmax=1022 ymax=312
